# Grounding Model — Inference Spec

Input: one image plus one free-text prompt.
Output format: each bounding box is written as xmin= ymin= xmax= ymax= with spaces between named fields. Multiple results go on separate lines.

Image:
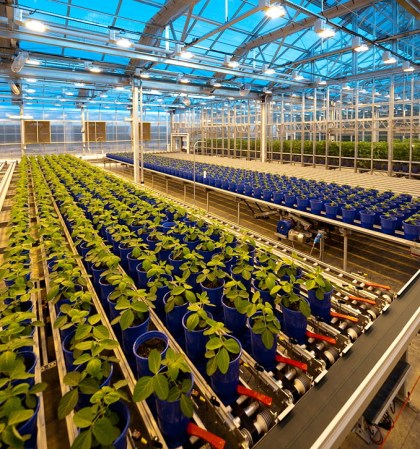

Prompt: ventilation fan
xmin=11 ymin=51 xmax=29 ymax=73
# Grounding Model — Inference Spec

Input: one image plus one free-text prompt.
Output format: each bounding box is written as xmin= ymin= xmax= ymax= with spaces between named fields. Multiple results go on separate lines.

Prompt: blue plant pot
xmin=359 ymin=210 xmax=376 ymax=229
xmin=164 ymin=293 xmax=189 ymax=337
xmin=182 ymin=311 xmax=212 ymax=363
xmin=155 ymin=372 xmax=193 ymax=448
xmin=183 ymin=238 xmax=200 ymax=251
xmin=324 ymin=203 xmax=339 ymax=220
xmin=118 ymin=244 xmax=132 ymax=270
xmin=251 ymin=279 xmax=275 ymax=307
xmin=307 ymin=289 xmax=333 ymax=322
xmin=146 ymin=236 xmax=159 ymax=252
xmin=121 ymin=313 xmax=150 ymax=354
xmin=91 ymin=265 xmax=106 ymax=288
xmin=403 ymin=221 xmax=420 ymax=241
xmin=109 ymin=401 xmax=131 ymax=449
xmin=210 ymin=336 xmax=242 ymax=405
xmin=148 ymin=275 xmax=172 ymax=318
xmin=197 ymin=248 xmax=217 ymax=264
xmin=17 ymin=396 xmax=40 ymax=449
xmin=380 ymin=215 xmax=398 ymax=235
xmin=161 ymin=221 xmax=176 ymax=234
xmin=127 ymin=253 xmax=140 ymax=278
xmin=281 ymin=299 xmax=309 ymax=344
xmin=296 ymin=197 xmax=309 ymax=211
xmin=99 ymin=277 xmax=115 ymax=306
xmin=200 ymin=279 xmax=225 ymax=309
xmin=63 ymin=331 xmax=76 ymax=371
xmin=309 ymin=199 xmax=324 ymax=215
xmin=135 ymin=265 xmax=148 ymax=289
xmin=341 ymin=207 xmax=357 ymax=224
xmin=77 ymin=363 xmax=114 ymax=409
xmin=284 ymin=194 xmax=296 ymax=208
xmin=222 ymin=298 xmax=247 ymax=337
xmin=249 ymin=323 xmax=277 ymax=371
xmin=262 ymin=190 xmax=272 ymax=202
xmin=133 ymin=331 xmax=169 ymax=377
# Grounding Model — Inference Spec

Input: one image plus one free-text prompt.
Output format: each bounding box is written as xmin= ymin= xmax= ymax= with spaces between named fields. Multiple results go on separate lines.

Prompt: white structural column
xmin=260 ymin=98 xmax=268 ymax=163
xmin=20 ymin=104 xmax=25 ymax=157
xmin=81 ymin=106 xmax=86 ymax=154
xmin=132 ymin=83 xmax=140 ymax=183
xmin=388 ymin=77 xmax=395 ymax=176
xmin=140 ymin=84 xmax=144 ymax=184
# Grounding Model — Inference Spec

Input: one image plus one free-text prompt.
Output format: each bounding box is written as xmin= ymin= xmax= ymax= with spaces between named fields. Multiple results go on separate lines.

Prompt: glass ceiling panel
xmin=70 ymin=0 xmax=122 ymax=16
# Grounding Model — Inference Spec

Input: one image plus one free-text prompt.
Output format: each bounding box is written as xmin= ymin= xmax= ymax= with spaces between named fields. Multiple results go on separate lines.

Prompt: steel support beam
xmin=132 ymin=83 xmax=139 ymax=184
xmin=260 ymin=98 xmax=268 ymax=163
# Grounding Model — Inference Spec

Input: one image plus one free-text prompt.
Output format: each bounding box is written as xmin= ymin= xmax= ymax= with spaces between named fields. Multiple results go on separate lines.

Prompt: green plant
xmin=204 ymin=320 xmax=241 ymax=376
xmin=164 ymin=277 xmax=196 ymax=313
xmin=133 ymin=349 xmax=194 ymax=418
xmin=64 ymin=381 xmax=129 ymax=449
xmin=277 ymin=276 xmax=310 ymax=317
xmin=196 ymin=254 xmax=226 ymax=288
xmin=185 ymin=292 xmax=212 ymax=331
xmin=111 ymin=288 xmax=154 ymax=330
xmin=224 ymin=279 xmax=251 ymax=314
xmin=85 ymin=246 xmax=120 ymax=270
xmin=179 ymin=251 xmax=206 ymax=279
xmin=0 ymin=351 xmax=47 ymax=449
xmin=305 ymin=267 xmax=334 ymax=300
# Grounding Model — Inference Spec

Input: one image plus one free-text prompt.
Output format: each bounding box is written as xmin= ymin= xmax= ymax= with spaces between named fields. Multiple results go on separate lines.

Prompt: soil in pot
xmin=136 ymin=337 xmax=167 ymax=358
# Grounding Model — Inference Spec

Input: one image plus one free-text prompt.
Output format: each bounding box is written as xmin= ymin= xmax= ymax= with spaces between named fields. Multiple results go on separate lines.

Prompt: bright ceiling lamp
xmin=25 ymin=19 xmax=46 ymax=33
xmin=116 ymin=37 xmax=132 ymax=48
xmin=262 ymin=64 xmax=275 ymax=75
xmin=75 ymin=82 xmax=86 ymax=87
xmin=352 ymin=36 xmax=369 ymax=52
xmin=402 ymin=61 xmax=414 ymax=72
xmin=177 ymin=74 xmax=190 ymax=84
xmin=209 ymin=79 xmax=222 ymax=87
xmin=342 ymin=84 xmax=352 ymax=90
xmin=174 ymin=44 xmax=193 ymax=59
xmin=25 ymin=78 xmax=37 ymax=83
xmin=314 ymin=18 xmax=335 ymax=39
xmin=382 ymin=51 xmax=397 ymax=64
xmin=263 ymin=87 xmax=272 ymax=94
xmin=25 ymin=88 xmax=36 ymax=93
xmin=259 ymin=0 xmax=286 ymax=19
xmin=26 ymin=58 xmax=40 ymax=66
xmin=293 ymin=71 xmax=304 ymax=81
xmin=316 ymin=77 xmax=327 ymax=85
xmin=224 ymin=55 xmax=239 ymax=68
xmin=84 ymin=61 xmax=102 ymax=73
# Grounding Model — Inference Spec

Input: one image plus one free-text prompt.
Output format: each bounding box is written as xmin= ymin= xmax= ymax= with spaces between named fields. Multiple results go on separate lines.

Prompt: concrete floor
xmin=102 ymin=157 xmax=420 ymax=449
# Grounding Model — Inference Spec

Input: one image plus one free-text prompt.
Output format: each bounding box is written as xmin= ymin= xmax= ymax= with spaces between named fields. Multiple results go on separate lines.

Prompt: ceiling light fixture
xmin=209 ymin=79 xmax=222 ymax=88
xmin=26 ymin=58 xmax=40 ymax=66
xmin=11 ymin=51 xmax=29 ymax=73
xmin=25 ymin=19 xmax=46 ymax=33
xmin=293 ymin=72 xmax=304 ymax=81
xmin=314 ymin=18 xmax=335 ymax=39
xmin=224 ymin=55 xmax=239 ymax=69
xmin=342 ymin=84 xmax=352 ymax=91
xmin=140 ymin=72 xmax=150 ymax=79
xmin=85 ymin=61 xmax=102 ymax=73
xmin=177 ymin=74 xmax=190 ymax=84
xmin=263 ymin=87 xmax=273 ymax=94
xmin=116 ymin=37 xmax=132 ymax=48
xmin=262 ymin=64 xmax=275 ymax=75
xmin=75 ymin=82 xmax=86 ymax=87
xmin=25 ymin=88 xmax=36 ymax=93
xmin=239 ymin=84 xmax=251 ymax=97
xmin=352 ymin=36 xmax=369 ymax=52
xmin=402 ymin=61 xmax=414 ymax=72
xmin=382 ymin=51 xmax=397 ymax=64
xmin=316 ymin=77 xmax=327 ymax=85
xmin=25 ymin=78 xmax=37 ymax=83
xmin=259 ymin=0 xmax=286 ymax=19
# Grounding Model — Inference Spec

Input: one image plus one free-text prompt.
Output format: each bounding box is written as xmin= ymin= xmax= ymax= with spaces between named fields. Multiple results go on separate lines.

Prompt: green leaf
xmin=133 ymin=377 xmax=154 ymax=402
xmin=261 ymin=329 xmax=274 ymax=350
xmin=71 ymin=429 xmax=92 ymax=449
xmin=206 ymin=338 xmax=223 ymax=351
xmin=75 ymin=324 xmax=92 ymax=341
xmin=63 ymin=371 xmax=81 ymax=387
xmin=180 ymin=394 xmax=194 ymax=418
xmin=92 ymin=418 xmax=120 ymax=445
xmin=206 ymin=356 xmax=218 ymax=376
xmin=153 ymin=373 xmax=169 ymax=400
xmin=86 ymin=358 xmax=101 ymax=378
xmin=92 ymin=325 xmax=109 ymax=340
xmin=216 ymin=347 xmax=230 ymax=375
xmin=223 ymin=337 xmax=241 ymax=354
xmin=148 ymin=349 xmax=161 ymax=375
xmin=119 ymin=309 xmax=134 ymax=330
xmin=58 ymin=388 xmax=79 ymax=419
xmin=299 ymin=299 xmax=311 ymax=318
xmin=8 ymin=409 xmax=34 ymax=426
xmin=73 ymin=408 xmax=94 ymax=428
xmin=47 ymin=284 xmax=60 ymax=301
xmin=186 ymin=313 xmax=200 ymax=331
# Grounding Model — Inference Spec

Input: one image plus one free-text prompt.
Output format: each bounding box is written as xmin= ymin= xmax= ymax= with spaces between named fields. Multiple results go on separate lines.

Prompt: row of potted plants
xmin=107 ymin=152 xmax=420 ymax=241
xmin=30 ymin=156 xmax=134 ymax=449
xmin=0 ymin=157 xmax=47 ymax=449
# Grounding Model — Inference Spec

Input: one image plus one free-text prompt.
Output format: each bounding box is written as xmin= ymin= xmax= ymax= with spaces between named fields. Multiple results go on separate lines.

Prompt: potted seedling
xmin=247 ymin=291 xmax=281 ymax=370
xmin=197 ymin=254 xmax=227 ymax=311
xmin=222 ymin=279 xmax=251 ymax=336
xmin=146 ymin=261 xmax=173 ymax=316
xmin=277 ymin=276 xmax=310 ymax=344
xmin=62 ymin=381 xmax=130 ymax=449
xmin=133 ymin=349 xmax=194 ymax=448
xmin=204 ymin=320 xmax=242 ymax=405
xmin=305 ymin=267 xmax=334 ymax=322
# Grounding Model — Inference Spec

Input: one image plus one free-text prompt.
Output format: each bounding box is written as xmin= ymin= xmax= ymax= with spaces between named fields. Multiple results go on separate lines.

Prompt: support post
xmin=261 ymin=98 xmax=268 ymax=163
xmin=388 ymin=77 xmax=395 ymax=176
xmin=237 ymin=199 xmax=241 ymax=225
xmin=20 ymin=104 xmax=25 ymax=157
xmin=81 ymin=107 xmax=86 ymax=155
xmin=131 ymin=83 xmax=139 ymax=184
xmin=343 ymin=229 xmax=349 ymax=272
xmin=140 ymin=84 xmax=144 ymax=184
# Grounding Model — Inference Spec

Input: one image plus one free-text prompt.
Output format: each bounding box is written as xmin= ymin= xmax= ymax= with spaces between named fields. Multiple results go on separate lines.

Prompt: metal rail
xmin=0 ymin=162 xmax=16 ymax=212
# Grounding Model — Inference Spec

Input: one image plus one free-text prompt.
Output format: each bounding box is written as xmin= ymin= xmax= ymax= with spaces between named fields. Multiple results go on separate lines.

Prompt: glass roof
xmin=0 ymin=0 xmax=417 ymax=112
